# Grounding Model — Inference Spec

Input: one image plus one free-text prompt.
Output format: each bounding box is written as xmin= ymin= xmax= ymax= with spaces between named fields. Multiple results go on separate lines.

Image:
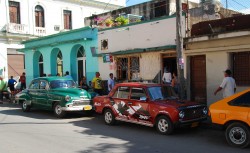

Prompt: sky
xmin=126 ymin=0 xmax=250 ymax=14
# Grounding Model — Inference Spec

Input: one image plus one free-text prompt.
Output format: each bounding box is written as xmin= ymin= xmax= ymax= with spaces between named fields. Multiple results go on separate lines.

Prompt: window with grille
xmin=64 ymin=10 xmax=72 ymax=29
xmin=9 ymin=1 xmax=20 ymax=24
xmin=232 ymin=52 xmax=250 ymax=86
xmin=116 ymin=56 xmax=140 ymax=81
xmin=35 ymin=5 xmax=45 ymax=27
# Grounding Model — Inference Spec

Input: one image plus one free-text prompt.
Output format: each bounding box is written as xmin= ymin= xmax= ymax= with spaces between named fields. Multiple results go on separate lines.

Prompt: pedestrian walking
xmin=19 ymin=72 xmax=26 ymax=90
xmin=8 ymin=76 xmax=17 ymax=93
xmin=92 ymin=72 xmax=103 ymax=95
xmin=108 ymin=73 xmax=115 ymax=92
xmin=214 ymin=69 xmax=236 ymax=98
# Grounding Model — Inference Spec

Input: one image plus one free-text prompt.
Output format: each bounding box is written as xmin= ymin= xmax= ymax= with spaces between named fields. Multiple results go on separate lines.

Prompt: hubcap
xmin=55 ymin=105 xmax=62 ymax=115
xmin=229 ymin=127 xmax=247 ymax=145
xmin=105 ymin=111 xmax=112 ymax=123
xmin=158 ymin=119 xmax=169 ymax=133
xmin=23 ymin=101 xmax=27 ymax=109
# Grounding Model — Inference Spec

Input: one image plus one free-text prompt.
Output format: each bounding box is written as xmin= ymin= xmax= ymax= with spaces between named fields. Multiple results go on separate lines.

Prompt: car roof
xmin=33 ymin=77 xmax=73 ymax=82
xmin=116 ymin=82 xmax=162 ymax=87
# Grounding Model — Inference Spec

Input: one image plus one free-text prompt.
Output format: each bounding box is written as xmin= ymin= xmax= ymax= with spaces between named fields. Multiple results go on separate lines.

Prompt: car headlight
xmin=203 ymin=107 xmax=208 ymax=115
xmin=65 ymin=95 xmax=71 ymax=102
xmin=179 ymin=111 xmax=185 ymax=119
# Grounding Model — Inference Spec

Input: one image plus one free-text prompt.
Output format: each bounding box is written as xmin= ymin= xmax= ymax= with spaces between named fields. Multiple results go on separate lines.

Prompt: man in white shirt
xmin=214 ymin=69 xmax=236 ymax=98
xmin=108 ymin=73 xmax=115 ymax=92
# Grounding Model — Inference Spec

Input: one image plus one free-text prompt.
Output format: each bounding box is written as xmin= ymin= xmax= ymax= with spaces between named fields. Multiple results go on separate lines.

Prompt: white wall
xmin=0 ymin=43 xmax=8 ymax=80
xmin=96 ymin=0 xmax=126 ymax=6
xmin=98 ymin=16 xmax=185 ymax=53
xmin=0 ymin=0 xmax=118 ymax=36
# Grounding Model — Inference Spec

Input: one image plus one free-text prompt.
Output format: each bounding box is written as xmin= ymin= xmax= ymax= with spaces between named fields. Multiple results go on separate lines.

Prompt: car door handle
xmin=128 ymin=102 xmax=132 ymax=105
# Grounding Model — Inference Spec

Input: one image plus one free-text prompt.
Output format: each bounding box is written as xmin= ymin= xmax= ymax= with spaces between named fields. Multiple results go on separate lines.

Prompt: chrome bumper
xmin=61 ymin=105 xmax=92 ymax=111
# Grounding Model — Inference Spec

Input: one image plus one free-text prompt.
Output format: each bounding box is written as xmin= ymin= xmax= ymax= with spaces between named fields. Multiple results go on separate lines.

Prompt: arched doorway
xmin=77 ymin=46 xmax=86 ymax=84
xmin=33 ymin=51 xmax=42 ymax=78
xmin=57 ymin=51 xmax=63 ymax=76
xmin=39 ymin=54 xmax=44 ymax=77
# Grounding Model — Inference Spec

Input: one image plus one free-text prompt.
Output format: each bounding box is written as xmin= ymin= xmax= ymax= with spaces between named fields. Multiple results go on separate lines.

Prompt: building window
xmin=9 ymin=1 xmax=20 ymax=24
xmin=232 ymin=52 xmax=250 ymax=86
xmin=116 ymin=56 xmax=140 ymax=81
xmin=154 ymin=1 xmax=167 ymax=17
xmin=57 ymin=51 xmax=63 ymax=77
xmin=64 ymin=10 xmax=72 ymax=29
xmin=35 ymin=5 xmax=45 ymax=27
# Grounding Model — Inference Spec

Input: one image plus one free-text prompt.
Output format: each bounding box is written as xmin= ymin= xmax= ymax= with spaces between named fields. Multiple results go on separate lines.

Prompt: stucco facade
xmin=184 ymin=30 xmax=250 ymax=105
xmin=96 ymin=15 xmax=184 ymax=81
xmin=0 ymin=0 xmax=124 ymax=80
xmin=21 ymin=27 xmax=99 ymax=85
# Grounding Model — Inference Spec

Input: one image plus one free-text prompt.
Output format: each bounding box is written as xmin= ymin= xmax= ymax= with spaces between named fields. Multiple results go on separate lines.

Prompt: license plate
xmin=84 ymin=105 xmax=92 ymax=111
xmin=191 ymin=122 xmax=199 ymax=127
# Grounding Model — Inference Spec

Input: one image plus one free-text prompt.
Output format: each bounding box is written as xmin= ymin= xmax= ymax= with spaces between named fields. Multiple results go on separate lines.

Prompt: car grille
xmin=72 ymin=99 xmax=92 ymax=106
xmin=180 ymin=105 xmax=207 ymax=121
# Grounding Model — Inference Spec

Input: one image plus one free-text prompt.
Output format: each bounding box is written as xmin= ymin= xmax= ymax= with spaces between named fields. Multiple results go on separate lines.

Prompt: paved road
xmin=0 ymin=101 xmax=249 ymax=153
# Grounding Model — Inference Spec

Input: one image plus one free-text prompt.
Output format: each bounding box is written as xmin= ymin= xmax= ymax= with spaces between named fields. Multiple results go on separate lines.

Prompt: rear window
xmin=228 ymin=91 xmax=250 ymax=107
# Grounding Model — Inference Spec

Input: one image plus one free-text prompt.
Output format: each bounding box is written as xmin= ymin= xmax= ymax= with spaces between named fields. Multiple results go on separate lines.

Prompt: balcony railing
xmin=34 ymin=27 xmax=46 ymax=36
xmin=6 ymin=23 xmax=28 ymax=34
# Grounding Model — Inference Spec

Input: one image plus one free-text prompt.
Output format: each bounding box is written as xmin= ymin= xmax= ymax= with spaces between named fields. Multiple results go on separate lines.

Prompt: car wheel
xmin=225 ymin=122 xmax=250 ymax=148
xmin=22 ymin=100 xmax=31 ymax=112
xmin=104 ymin=109 xmax=116 ymax=125
xmin=53 ymin=102 xmax=66 ymax=118
xmin=156 ymin=116 xmax=174 ymax=135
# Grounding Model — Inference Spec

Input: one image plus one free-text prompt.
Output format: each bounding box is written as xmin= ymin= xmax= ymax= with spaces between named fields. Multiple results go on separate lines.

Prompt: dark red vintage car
xmin=93 ymin=83 xmax=208 ymax=134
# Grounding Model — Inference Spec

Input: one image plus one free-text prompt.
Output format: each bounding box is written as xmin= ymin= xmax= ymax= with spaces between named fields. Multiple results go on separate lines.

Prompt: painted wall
xmin=23 ymin=27 xmax=99 ymax=85
xmin=98 ymin=15 xmax=185 ymax=53
xmin=96 ymin=0 xmax=126 ymax=6
xmin=0 ymin=0 xmax=123 ymax=35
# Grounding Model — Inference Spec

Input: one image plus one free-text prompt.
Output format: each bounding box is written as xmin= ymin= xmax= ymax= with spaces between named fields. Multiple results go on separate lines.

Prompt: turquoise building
xmin=20 ymin=27 xmax=99 ymax=85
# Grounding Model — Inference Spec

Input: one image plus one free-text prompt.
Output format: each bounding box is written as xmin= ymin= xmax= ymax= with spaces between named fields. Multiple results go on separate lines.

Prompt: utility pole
xmin=176 ymin=0 xmax=185 ymax=99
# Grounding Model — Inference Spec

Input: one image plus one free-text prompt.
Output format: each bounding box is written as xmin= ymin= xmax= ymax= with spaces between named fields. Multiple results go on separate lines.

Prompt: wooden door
xmin=190 ymin=55 xmax=207 ymax=104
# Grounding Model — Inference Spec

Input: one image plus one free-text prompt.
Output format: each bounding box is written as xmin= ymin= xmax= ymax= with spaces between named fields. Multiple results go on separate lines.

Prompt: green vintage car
xmin=15 ymin=77 xmax=94 ymax=118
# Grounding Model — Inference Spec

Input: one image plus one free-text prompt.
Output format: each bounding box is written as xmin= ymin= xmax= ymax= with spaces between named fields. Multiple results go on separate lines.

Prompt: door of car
xmin=111 ymin=86 xmax=131 ymax=121
xmin=28 ymin=80 xmax=40 ymax=107
xmin=36 ymin=80 xmax=49 ymax=109
xmin=129 ymin=87 xmax=151 ymax=124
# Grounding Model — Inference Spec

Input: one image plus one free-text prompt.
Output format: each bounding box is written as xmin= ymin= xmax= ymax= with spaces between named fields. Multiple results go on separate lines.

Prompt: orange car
xmin=209 ymin=88 xmax=250 ymax=148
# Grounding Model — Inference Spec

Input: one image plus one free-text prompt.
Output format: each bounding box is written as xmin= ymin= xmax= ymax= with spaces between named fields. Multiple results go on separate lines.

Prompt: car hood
xmin=156 ymin=99 xmax=204 ymax=108
xmin=50 ymin=88 xmax=89 ymax=98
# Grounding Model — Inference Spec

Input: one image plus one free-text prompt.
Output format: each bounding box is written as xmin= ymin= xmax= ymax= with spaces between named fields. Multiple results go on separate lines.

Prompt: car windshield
xmin=147 ymin=86 xmax=178 ymax=101
xmin=49 ymin=80 xmax=76 ymax=89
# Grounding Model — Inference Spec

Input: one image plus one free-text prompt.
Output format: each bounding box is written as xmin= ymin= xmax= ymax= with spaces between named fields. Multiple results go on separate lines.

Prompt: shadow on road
xmin=0 ymin=102 xmax=94 ymax=120
xmin=70 ymin=114 xmax=250 ymax=153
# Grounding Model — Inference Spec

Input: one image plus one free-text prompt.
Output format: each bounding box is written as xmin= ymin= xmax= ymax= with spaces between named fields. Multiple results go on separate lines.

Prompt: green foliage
xmin=115 ymin=16 xmax=129 ymax=26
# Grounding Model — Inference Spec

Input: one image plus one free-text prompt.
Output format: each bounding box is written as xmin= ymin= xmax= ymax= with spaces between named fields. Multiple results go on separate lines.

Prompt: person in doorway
xmin=19 ymin=72 xmax=26 ymax=90
xmin=171 ymin=72 xmax=178 ymax=94
xmin=80 ymin=76 xmax=89 ymax=91
xmin=214 ymin=69 xmax=236 ymax=98
xmin=64 ymin=71 xmax=73 ymax=80
xmin=162 ymin=67 xmax=172 ymax=84
xmin=108 ymin=73 xmax=115 ymax=92
xmin=8 ymin=76 xmax=17 ymax=93
xmin=92 ymin=72 xmax=103 ymax=95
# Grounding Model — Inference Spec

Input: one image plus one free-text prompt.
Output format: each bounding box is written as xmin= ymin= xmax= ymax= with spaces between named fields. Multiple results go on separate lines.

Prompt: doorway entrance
xmin=162 ymin=53 xmax=177 ymax=82
xmin=190 ymin=55 xmax=207 ymax=103
xmin=77 ymin=46 xmax=86 ymax=85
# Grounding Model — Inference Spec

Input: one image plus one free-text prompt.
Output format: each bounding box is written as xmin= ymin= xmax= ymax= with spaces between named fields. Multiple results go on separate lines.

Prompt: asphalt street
xmin=0 ymin=101 xmax=249 ymax=153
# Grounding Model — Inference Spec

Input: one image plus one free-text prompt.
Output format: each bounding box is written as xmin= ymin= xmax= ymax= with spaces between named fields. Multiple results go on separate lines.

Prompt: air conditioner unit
xmin=54 ymin=25 xmax=60 ymax=31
